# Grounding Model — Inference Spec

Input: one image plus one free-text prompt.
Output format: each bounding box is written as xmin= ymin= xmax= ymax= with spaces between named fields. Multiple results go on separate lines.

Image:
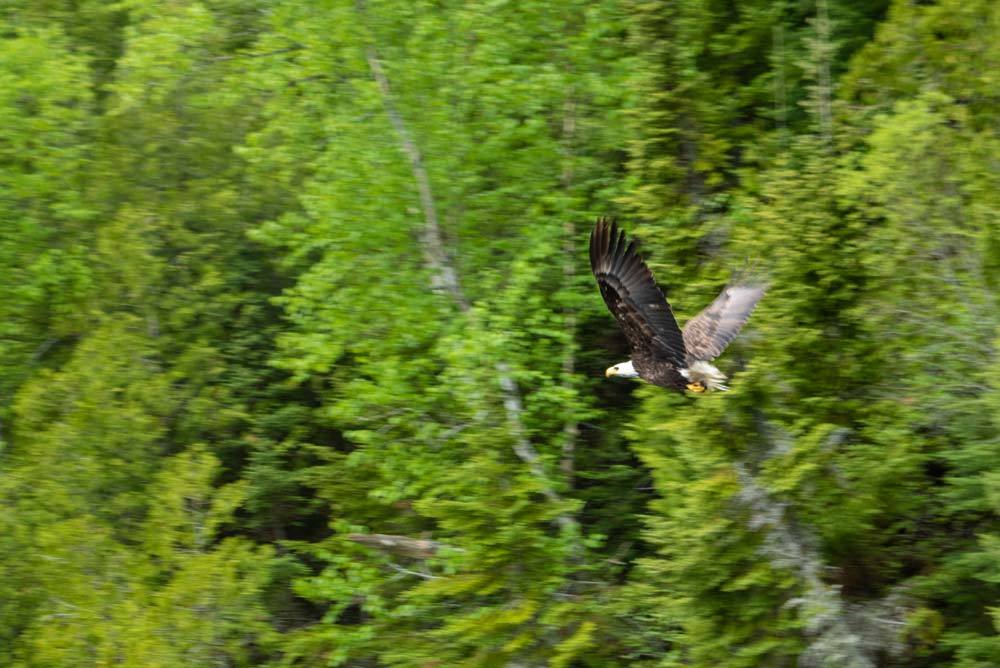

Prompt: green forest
xmin=1 ymin=0 xmax=998 ymax=665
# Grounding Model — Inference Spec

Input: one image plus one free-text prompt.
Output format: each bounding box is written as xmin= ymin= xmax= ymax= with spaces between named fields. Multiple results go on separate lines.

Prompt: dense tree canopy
xmin=1 ymin=1 xmax=997 ymax=666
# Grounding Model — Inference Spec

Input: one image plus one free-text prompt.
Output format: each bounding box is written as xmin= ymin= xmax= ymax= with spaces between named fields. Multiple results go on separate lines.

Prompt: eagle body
xmin=630 ymin=349 xmax=688 ymax=390
xmin=590 ymin=218 xmax=764 ymax=392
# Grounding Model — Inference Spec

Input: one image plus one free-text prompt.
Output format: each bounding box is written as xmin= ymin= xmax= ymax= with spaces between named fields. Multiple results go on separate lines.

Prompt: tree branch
xmin=386 ymin=563 xmax=439 ymax=580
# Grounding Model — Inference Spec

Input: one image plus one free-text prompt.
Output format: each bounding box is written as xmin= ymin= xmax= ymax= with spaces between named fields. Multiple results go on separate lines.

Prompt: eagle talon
xmin=686 ymin=382 xmax=706 ymax=393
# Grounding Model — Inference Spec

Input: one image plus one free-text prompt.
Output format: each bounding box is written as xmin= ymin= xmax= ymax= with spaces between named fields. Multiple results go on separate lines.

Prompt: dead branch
xmin=347 ymin=533 xmax=444 ymax=560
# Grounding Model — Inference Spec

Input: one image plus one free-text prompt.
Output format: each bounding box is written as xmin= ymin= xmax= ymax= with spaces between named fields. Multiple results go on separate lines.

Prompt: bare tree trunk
xmin=560 ymin=94 xmax=578 ymax=481
xmin=361 ymin=21 xmax=576 ymax=534
xmin=741 ymin=419 xmax=910 ymax=666
xmin=772 ymin=24 xmax=789 ymax=143
xmin=813 ymin=0 xmax=834 ymax=143
xmin=363 ymin=48 xmax=468 ymax=311
xmin=734 ymin=463 xmax=874 ymax=668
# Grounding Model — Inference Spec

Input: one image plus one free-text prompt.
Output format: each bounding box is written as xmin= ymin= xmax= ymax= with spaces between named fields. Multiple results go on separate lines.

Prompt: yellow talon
xmin=687 ymin=382 xmax=706 ymax=393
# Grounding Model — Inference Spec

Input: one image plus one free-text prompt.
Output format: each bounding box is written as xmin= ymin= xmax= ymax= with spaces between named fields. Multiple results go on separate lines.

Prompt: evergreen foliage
xmin=1 ymin=1 xmax=997 ymax=665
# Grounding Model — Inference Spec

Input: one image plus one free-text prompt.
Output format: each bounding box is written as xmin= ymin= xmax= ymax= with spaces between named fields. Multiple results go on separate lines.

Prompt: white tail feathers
xmin=683 ymin=361 xmax=729 ymax=391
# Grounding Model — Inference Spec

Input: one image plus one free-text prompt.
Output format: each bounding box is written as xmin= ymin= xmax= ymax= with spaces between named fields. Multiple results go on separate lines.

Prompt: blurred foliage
xmin=0 ymin=0 xmax=998 ymax=666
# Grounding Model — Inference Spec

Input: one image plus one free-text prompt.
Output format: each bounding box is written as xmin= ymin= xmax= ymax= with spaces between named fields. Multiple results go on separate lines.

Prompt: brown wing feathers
xmin=682 ymin=283 xmax=765 ymax=363
xmin=589 ymin=219 xmax=687 ymax=368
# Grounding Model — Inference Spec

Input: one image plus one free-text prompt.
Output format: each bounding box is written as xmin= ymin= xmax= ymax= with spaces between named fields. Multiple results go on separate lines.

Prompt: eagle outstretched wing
xmin=682 ymin=283 xmax=765 ymax=363
xmin=589 ymin=218 xmax=686 ymax=369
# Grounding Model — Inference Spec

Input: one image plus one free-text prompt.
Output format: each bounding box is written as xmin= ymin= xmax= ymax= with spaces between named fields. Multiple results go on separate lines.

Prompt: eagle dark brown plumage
xmin=589 ymin=218 xmax=765 ymax=392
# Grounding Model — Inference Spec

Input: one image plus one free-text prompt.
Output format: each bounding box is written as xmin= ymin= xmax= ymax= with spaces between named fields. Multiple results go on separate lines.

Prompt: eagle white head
xmin=605 ymin=360 xmax=639 ymax=378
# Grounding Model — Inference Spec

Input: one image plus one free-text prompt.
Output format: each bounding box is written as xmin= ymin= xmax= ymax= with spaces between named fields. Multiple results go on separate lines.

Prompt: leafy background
xmin=1 ymin=1 xmax=998 ymax=666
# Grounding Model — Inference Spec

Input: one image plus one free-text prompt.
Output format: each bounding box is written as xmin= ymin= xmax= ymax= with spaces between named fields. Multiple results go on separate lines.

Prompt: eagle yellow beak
xmin=686 ymin=382 xmax=706 ymax=393
xmin=605 ymin=366 xmax=616 ymax=378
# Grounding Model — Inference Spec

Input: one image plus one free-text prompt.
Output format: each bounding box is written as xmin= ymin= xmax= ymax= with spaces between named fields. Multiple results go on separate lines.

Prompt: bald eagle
xmin=590 ymin=218 xmax=764 ymax=393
